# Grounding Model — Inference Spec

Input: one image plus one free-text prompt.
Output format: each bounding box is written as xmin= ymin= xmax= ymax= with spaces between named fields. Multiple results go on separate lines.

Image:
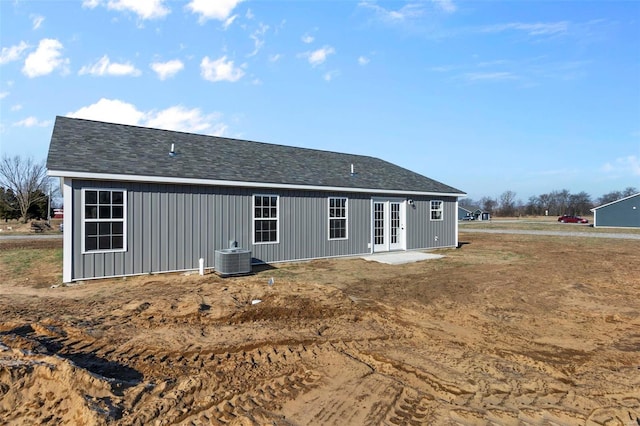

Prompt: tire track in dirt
xmin=4 ymin=304 xmax=640 ymax=426
xmin=2 ymin=321 xmax=348 ymax=424
xmin=3 ymin=238 xmax=640 ymax=426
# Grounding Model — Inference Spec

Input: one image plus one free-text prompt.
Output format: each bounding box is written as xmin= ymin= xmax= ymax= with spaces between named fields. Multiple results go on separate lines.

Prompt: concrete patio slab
xmin=362 ymin=251 xmax=444 ymax=265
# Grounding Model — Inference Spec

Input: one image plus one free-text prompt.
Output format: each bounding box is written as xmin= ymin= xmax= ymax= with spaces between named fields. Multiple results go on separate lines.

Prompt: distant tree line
xmin=0 ymin=155 xmax=59 ymax=223
xmin=460 ymin=187 xmax=638 ymax=217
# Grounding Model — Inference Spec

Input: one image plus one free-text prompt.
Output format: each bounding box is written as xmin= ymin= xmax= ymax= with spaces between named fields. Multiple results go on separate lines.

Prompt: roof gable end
xmin=591 ymin=193 xmax=640 ymax=211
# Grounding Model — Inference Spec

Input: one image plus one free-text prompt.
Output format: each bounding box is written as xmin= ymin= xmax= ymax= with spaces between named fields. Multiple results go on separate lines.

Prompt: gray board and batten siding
xmin=68 ymin=180 xmax=458 ymax=281
xmin=591 ymin=193 xmax=640 ymax=228
xmin=47 ymin=116 xmax=465 ymax=282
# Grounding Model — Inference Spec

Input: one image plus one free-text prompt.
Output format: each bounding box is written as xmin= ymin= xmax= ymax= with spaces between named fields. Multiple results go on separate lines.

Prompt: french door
xmin=373 ymin=199 xmax=405 ymax=252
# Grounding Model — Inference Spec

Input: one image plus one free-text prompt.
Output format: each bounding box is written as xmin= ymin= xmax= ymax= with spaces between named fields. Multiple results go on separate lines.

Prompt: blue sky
xmin=1 ymin=0 xmax=638 ymax=202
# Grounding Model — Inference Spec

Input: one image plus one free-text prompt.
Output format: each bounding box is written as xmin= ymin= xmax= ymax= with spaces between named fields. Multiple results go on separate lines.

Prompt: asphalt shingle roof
xmin=47 ymin=116 xmax=464 ymax=195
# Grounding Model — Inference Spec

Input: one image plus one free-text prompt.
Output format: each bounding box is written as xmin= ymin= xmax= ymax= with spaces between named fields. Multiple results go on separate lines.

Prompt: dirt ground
xmin=0 ymin=232 xmax=639 ymax=425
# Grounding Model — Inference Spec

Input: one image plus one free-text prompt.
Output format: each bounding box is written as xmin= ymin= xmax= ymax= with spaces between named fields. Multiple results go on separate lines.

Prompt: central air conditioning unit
xmin=214 ymin=249 xmax=252 ymax=277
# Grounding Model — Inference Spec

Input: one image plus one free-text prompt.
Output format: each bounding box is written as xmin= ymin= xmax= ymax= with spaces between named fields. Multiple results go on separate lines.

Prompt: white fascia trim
xmin=47 ymin=170 xmax=467 ymax=198
xmin=591 ymin=192 xmax=640 ymax=211
xmin=62 ymin=178 xmax=73 ymax=283
xmin=454 ymin=199 xmax=459 ymax=248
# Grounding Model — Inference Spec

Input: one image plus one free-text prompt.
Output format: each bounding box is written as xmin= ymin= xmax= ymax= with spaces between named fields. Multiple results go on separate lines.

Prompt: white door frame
xmin=372 ymin=198 xmax=406 ymax=252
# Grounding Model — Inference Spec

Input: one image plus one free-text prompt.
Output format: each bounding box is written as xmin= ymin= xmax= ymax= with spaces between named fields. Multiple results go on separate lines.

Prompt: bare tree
xmin=459 ymin=197 xmax=478 ymax=209
xmin=525 ymin=195 xmax=541 ymax=215
xmin=598 ymin=190 xmax=622 ymax=205
xmin=0 ymin=156 xmax=49 ymax=223
xmin=568 ymin=191 xmax=592 ymax=216
xmin=498 ymin=190 xmax=517 ymax=216
xmin=480 ymin=196 xmax=497 ymax=214
xmin=549 ymin=189 xmax=571 ymax=215
xmin=598 ymin=187 xmax=639 ymax=205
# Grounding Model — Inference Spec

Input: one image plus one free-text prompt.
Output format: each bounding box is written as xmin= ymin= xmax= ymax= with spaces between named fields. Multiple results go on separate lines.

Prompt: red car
xmin=558 ymin=215 xmax=588 ymax=223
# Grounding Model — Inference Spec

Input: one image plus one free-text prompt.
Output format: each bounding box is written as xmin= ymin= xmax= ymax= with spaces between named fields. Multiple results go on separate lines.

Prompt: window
xmin=83 ymin=189 xmax=126 ymax=252
xmin=390 ymin=202 xmax=400 ymax=244
xmin=430 ymin=200 xmax=443 ymax=221
xmin=374 ymin=202 xmax=384 ymax=245
xmin=328 ymin=197 xmax=347 ymax=240
xmin=254 ymin=195 xmax=278 ymax=243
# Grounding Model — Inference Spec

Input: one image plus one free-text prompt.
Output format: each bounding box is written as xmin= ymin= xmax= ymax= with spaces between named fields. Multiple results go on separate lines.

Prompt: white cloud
xmin=79 ymin=55 xmax=142 ymax=77
xmin=11 ymin=104 xmax=22 ymax=111
xmin=22 ymin=38 xmax=69 ymax=77
xmin=82 ymin=0 xmax=100 ymax=8
xmin=602 ymin=155 xmax=640 ymax=176
xmin=358 ymin=56 xmax=370 ymax=66
xmin=269 ymin=53 xmax=282 ymax=63
xmin=145 ymin=106 xmax=226 ymax=135
xmin=482 ymin=22 xmax=569 ymax=37
xmin=301 ymin=34 xmax=314 ymax=44
xmin=67 ymin=98 xmax=146 ymax=125
xmin=12 ymin=116 xmax=52 ymax=127
xmin=464 ymin=71 xmax=517 ymax=81
xmin=223 ymin=14 xmax=238 ymax=29
xmin=150 ymin=59 xmax=184 ymax=80
xmin=358 ymin=1 xmax=456 ymax=30
xmin=186 ymin=0 xmax=244 ymax=24
xmin=200 ymin=56 xmax=244 ymax=82
xmin=0 ymin=92 xmax=8 ymax=99
xmin=476 ymin=59 xmax=510 ymax=68
xmin=302 ymin=46 xmax=335 ymax=67
xmin=430 ymin=65 xmax=457 ymax=72
xmin=248 ymin=23 xmax=269 ymax=57
xmin=31 ymin=15 xmax=45 ymax=30
xmin=432 ymin=0 xmax=456 ymax=13
xmin=323 ymin=70 xmax=339 ymax=81
xmin=66 ymin=98 xmax=227 ymax=136
xmin=106 ymin=0 xmax=170 ymax=20
xmin=1 ymin=41 xmax=30 ymax=65
xmin=359 ymin=1 xmax=426 ymax=23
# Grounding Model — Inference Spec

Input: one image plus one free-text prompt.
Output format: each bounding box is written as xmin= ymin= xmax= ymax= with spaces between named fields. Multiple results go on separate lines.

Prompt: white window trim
xmin=252 ymin=194 xmax=279 ymax=245
xmin=430 ymin=200 xmax=444 ymax=221
xmin=81 ymin=188 xmax=127 ymax=254
xmin=328 ymin=197 xmax=348 ymax=241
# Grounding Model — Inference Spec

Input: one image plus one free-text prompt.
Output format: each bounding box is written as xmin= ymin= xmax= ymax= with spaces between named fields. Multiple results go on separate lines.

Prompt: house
xmin=591 ymin=193 xmax=640 ymax=228
xmin=475 ymin=209 xmax=491 ymax=221
xmin=458 ymin=206 xmax=489 ymax=221
xmin=458 ymin=206 xmax=473 ymax=220
xmin=46 ymin=116 xmax=466 ymax=282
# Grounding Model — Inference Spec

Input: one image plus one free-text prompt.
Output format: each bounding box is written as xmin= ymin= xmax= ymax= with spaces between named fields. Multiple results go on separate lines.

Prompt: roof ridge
xmin=56 ymin=115 xmax=378 ymax=161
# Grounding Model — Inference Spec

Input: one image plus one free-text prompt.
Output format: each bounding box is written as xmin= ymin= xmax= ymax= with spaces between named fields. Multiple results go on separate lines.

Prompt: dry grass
xmin=461 ymin=215 xmax=640 ymax=234
xmin=0 ymin=238 xmax=63 ymax=288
